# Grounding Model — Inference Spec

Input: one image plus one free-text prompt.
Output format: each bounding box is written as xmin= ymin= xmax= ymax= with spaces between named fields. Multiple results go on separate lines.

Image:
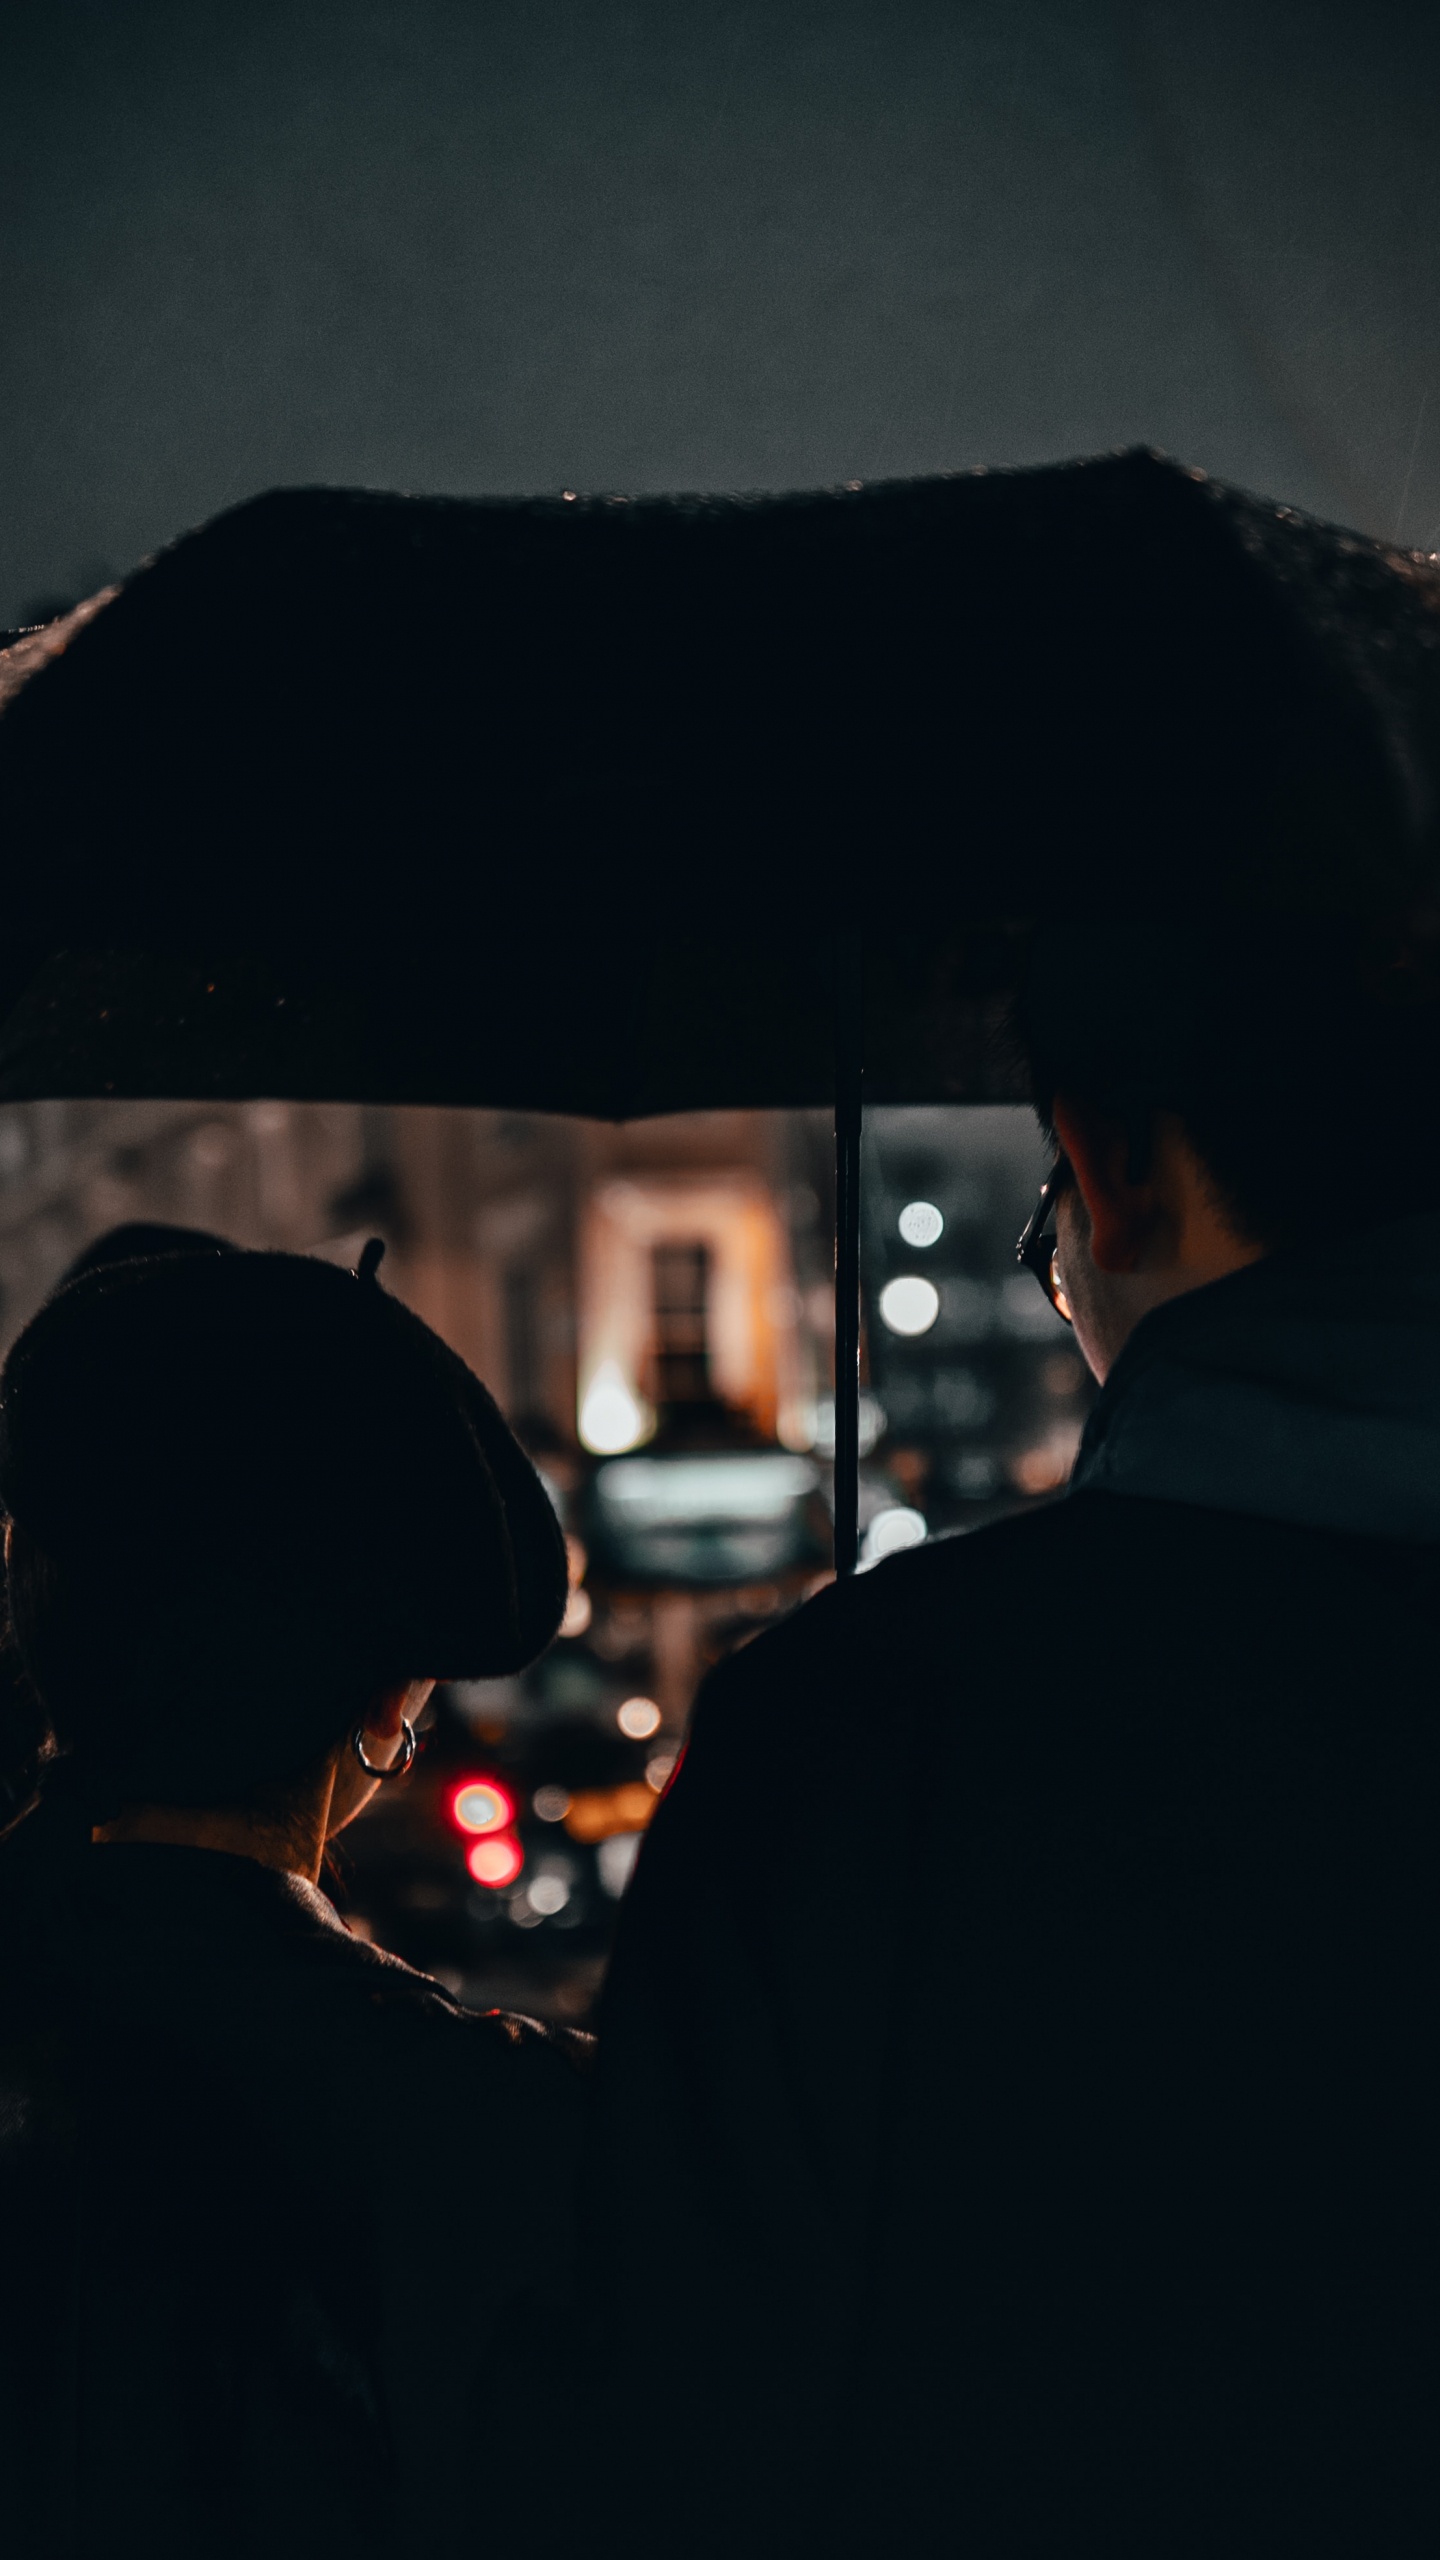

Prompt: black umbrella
xmin=2 ymin=448 xmax=1437 ymax=1565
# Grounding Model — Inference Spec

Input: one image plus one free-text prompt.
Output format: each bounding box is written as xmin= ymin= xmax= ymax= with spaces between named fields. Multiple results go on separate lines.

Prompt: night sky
xmin=5 ymin=0 xmax=1439 ymax=623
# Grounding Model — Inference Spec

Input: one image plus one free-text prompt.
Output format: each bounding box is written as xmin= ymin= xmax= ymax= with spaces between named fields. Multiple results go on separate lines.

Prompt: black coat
xmin=0 ymin=1843 xmax=588 ymax=2560
xmin=589 ymin=1492 xmax=1440 ymax=2555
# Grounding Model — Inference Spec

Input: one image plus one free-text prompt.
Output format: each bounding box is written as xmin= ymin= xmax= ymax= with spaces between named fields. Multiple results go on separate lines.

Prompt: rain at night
xmin=2 ymin=7 xmax=1439 ymax=2553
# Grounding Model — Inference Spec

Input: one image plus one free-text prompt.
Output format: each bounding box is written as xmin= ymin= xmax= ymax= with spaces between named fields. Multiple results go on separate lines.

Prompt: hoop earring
xmin=351 ymin=1715 xmax=417 ymax=1781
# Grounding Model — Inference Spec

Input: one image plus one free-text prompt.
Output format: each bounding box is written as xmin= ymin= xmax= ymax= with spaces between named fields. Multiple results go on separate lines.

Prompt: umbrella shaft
xmin=834 ymin=934 xmax=864 ymax=1577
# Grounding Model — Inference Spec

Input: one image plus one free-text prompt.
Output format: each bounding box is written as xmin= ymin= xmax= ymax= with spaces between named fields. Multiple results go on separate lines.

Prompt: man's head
xmin=1016 ymin=908 xmax=1440 ymax=1382
xmin=1040 ymin=1102 xmax=1263 ymax=1383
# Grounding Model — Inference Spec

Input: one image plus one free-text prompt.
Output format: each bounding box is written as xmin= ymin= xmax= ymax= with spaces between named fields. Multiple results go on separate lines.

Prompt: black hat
xmin=59 ymin=1219 xmax=237 ymax=1285
xmin=0 ymin=1245 xmax=567 ymax=1802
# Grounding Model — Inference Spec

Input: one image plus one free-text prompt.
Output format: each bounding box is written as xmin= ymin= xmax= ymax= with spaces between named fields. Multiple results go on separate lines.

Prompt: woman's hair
xmin=2 ymin=1517 xmax=375 ymax=1819
xmin=0 ymin=1592 xmax=50 ymax=1837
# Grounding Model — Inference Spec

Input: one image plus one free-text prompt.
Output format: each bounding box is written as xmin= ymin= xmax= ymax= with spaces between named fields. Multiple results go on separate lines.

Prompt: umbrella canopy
xmin=0 ymin=448 xmax=1437 ymax=1117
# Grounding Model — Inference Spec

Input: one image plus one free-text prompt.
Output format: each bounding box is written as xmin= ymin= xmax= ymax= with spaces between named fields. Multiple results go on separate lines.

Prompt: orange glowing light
xmin=562 ymin=1781 xmax=658 ymax=1845
xmin=450 ymin=1778 xmax=515 ymax=1837
xmin=467 ymin=1832 xmax=524 ymax=1888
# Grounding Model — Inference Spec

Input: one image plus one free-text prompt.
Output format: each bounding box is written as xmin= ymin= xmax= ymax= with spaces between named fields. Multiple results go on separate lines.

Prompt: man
xmin=590 ymin=913 xmax=1440 ymax=2555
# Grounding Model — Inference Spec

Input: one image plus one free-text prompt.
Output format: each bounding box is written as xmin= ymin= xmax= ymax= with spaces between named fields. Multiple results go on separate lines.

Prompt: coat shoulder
xmin=715 ymin=1491 xmax=1131 ymax=1689
xmin=288 ymin=1914 xmax=593 ymax=2093
xmin=842 ymin=1483 xmax=1265 ymax=1622
xmin=692 ymin=1486 xmax=1404 ymax=1769
xmin=752 ymin=1483 xmax=1373 ymax=1661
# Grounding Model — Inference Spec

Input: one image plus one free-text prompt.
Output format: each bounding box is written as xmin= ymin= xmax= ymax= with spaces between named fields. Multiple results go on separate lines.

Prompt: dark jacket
xmin=591 ymin=1253 xmax=1440 ymax=2555
xmin=0 ymin=1841 xmax=588 ymax=2560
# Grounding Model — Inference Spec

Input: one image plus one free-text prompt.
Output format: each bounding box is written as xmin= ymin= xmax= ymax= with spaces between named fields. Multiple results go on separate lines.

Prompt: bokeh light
xmin=528 ymin=1872 xmax=572 ymax=1916
xmin=1010 ymin=1425 xmax=1084 ymax=1496
xmin=861 ymin=1505 xmax=928 ymax=1567
xmin=597 ymin=1833 xmax=641 ymax=1897
xmin=809 ymin=1391 xmax=887 ymax=1459
xmin=578 ymin=1358 xmax=650 ymax=1454
xmin=467 ymin=1832 xmax=524 ymax=1889
xmin=617 ymin=1696 xmax=662 ymax=1740
xmin=562 ymin=1782 xmax=657 ymax=1843
xmin=898 ymin=1200 xmax=944 ymax=1247
xmin=879 ymin=1274 xmax=940 ymax=1335
xmin=450 ymin=1777 xmax=514 ymax=1836
xmin=559 ymin=1585 xmax=593 ymax=1637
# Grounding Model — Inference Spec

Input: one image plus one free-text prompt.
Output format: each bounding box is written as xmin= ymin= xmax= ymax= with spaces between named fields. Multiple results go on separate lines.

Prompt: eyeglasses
xmin=1015 ymin=1157 xmax=1074 ymax=1325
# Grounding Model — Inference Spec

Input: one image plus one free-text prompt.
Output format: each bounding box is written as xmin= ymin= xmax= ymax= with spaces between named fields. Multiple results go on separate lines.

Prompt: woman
xmin=0 ymin=1239 xmax=582 ymax=2559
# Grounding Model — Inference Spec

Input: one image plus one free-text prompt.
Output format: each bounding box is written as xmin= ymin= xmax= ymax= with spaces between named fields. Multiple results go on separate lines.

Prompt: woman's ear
xmin=362 ymin=1681 xmax=412 ymax=1744
xmin=1052 ymin=1095 xmax=1158 ymax=1272
xmin=359 ymin=1678 xmax=436 ymax=1745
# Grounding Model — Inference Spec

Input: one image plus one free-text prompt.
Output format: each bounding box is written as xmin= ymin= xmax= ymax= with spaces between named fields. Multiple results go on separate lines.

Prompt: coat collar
xmin=1071 ymin=1210 xmax=1440 ymax=1542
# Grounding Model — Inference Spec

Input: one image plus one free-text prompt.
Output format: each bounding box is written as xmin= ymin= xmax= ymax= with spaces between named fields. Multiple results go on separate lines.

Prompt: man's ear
xmin=1051 ymin=1094 xmax=1156 ymax=1272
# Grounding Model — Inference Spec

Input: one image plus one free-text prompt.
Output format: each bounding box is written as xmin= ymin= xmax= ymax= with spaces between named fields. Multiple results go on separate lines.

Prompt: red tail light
xmin=467 ymin=1832 xmax=524 ymax=1889
xmin=449 ymin=1777 xmax=515 ymax=1837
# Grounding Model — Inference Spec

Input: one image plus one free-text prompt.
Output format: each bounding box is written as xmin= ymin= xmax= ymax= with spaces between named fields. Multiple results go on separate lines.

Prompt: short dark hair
xmin=1015 ymin=910 xmax=1440 ymax=1252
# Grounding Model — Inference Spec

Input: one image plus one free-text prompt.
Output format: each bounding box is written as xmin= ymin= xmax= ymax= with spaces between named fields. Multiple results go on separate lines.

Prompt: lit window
xmin=598 ymin=1453 xmax=818 ymax=1525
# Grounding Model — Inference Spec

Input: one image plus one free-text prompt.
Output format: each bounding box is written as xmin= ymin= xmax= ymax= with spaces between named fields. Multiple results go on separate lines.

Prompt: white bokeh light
xmin=578 ymin=1359 xmax=649 ymax=1454
xmin=598 ymin=1833 xmax=641 ymax=1897
xmin=878 ymin=1274 xmax=940 ymax=1336
xmin=898 ymin=1200 xmax=944 ymax=1248
xmin=860 ymin=1505 xmax=928 ymax=1568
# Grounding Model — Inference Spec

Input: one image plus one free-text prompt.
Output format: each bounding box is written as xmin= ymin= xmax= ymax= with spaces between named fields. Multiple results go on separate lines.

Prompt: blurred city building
xmin=0 ymin=1095 xmax=1085 ymax=2015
